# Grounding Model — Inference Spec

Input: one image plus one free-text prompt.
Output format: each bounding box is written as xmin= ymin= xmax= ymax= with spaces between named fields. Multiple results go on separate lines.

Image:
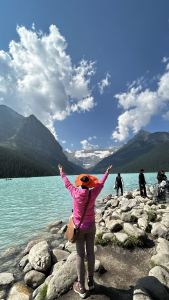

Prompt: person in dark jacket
xmin=115 ymin=173 xmax=123 ymax=196
xmin=139 ymin=169 xmax=147 ymax=197
xmin=157 ymin=170 xmax=167 ymax=184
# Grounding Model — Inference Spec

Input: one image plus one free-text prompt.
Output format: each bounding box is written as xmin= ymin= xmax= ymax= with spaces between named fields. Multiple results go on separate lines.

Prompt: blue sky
xmin=0 ymin=0 xmax=169 ymax=150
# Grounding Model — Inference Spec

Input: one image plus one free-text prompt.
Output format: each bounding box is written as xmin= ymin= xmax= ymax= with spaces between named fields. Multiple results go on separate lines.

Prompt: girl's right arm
xmin=58 ymin=164 xmax=77 ymax=197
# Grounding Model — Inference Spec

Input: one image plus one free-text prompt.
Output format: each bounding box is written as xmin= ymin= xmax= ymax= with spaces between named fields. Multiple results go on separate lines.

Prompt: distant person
xmin=58 ymin=163 xmax=112 ymax=298
xmin=139 ymin=169 xmax=147 ymax=197
xmin=115 ymin=173 xmax=123 ymax=196
xmin=157 ymin=170 xmax=167 ymax=184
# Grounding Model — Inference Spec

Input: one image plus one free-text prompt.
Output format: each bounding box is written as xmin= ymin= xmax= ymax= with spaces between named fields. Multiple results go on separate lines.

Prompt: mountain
xmin=64 ymin=147 xmax=120 ymax=169
xmin=91 ymin=130 xmax=169 ymax=173
xmin=0 ymin=105 xmax=83 ymax=178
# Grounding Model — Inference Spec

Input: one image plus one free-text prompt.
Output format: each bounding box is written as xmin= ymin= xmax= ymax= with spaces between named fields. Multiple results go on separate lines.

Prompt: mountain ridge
xmin=90 ymin=130 xmax=169 ymax=173
xmin=0 ymin=105 xmax=84 ymax=178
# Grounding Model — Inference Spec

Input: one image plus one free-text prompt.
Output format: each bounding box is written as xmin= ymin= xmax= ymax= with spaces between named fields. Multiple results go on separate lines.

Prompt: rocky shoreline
xmin=0 ymin=187 xmax=169 ymax=300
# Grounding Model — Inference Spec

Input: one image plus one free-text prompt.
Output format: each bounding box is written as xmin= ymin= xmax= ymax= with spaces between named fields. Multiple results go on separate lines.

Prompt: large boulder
xmin=102 ymin=233 xmax=114 ymax=241
xmin=151 ymin=223 xmax=169 ymax=239
xmin=114 ymin=232 xmax=128 ymax=243
xmin=123 ymin=223 xmax=145 ymax=238
xmin=23 ymin=239 xmax=44 ymax=255
xmin=24 ymin=270 xmax=46 ymax=288
xmin=7 ymin=282 xmax=32 ymax=300
xmin=29 ymin=241 xmax=51 ymax=272
xmin=149 ymin=266 xmax=169 ymax=288
xmin=41 ymin=252 xmax=77 ymax=300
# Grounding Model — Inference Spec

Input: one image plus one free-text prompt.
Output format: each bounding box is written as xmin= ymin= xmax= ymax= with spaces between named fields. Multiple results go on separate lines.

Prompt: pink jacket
xmin=60 ymin=170 xmax=109 ymax=229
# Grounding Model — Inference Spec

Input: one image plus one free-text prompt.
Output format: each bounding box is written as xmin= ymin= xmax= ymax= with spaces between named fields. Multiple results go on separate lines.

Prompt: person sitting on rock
xmin=115 ymin=173 xmax=123 ymax=196
xmin=139 ymin=169 xmax=147 ymax=198
xmin=58 ymin=163 xmax=112 ymax=299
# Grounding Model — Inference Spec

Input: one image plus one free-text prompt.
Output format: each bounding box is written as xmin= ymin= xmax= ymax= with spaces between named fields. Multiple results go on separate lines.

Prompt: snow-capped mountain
xmin=64 ymin=147 xmax=120 ymax=169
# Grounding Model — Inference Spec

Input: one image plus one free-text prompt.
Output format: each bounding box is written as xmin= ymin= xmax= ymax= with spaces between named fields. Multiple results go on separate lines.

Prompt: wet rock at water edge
xmin=28 ymin=241 xmax=51 ymax=272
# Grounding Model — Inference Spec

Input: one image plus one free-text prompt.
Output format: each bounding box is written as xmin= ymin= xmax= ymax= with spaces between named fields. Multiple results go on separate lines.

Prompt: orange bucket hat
xmin=75 ymin=174 xmax=99 ymax=188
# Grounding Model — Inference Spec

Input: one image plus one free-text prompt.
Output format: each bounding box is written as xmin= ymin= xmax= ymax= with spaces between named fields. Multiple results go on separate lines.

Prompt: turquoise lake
xmin=0 ymin=172 xmax=168 ymax=252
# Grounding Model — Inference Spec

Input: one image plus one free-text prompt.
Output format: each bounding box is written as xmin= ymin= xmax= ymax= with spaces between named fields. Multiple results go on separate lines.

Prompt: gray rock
xmin=151 ymin=222 xmax=169 ymax=238
xmin=58 ymin=224 xmax=67 ymax=234
xmin=44 ymin=252 xmax=77 ymax=300
xmin=161 ymin=214 xmax=169 ymax=228
xmin=50 ymin=227 xmax=59 ymax=234
xmin=114 ymin=232 xmax=128 ymax=243
xmin=156 ymin=238 xmax=169 ymax=254
xmin=19 ymin=255 xmax=29 ymax=269
xmin=29 ymin=241 xmax=51 ymax=272
xmin=51 ymin=261 xmax=66 ymax=274
xmin=23 ymin=239 xmax=43 ymax=255
xmin=102 ymin=233 xmax=114 ymax=241
xmin=111 ymin=199 xmax=119 ymax=208
xmin=111 ymin=211 xmax=121 ymax=220
xmin=149 ymin=266 xmax=169 ymax=288
xmin=138 ymin=217 xmax=148 ymax=231
xmin=48 ymin=220 xmax=62 ymax=230
xmin=50 ymin=240 xmax=61 ymax=249
xmin=151 ymin=253 xmax=169 ymax=268
xmin=51 ymin=249 xmax=69 ymax=264
xmin=121 ymin=212 xmax=132 ymax=222
xmin=23 ymin=262 xmax=33 ymax=274
xmin=24 ymin=270 xmax=46 ymax=288
xmin=0 ymin=273 xmax=14 ymax=287
xmin=123 ymin=223 xmax=145 ymax=238
xmin=7 ymin=282 xmax=32 ymax=300
xmin=57 ymin=243 xmax=65 ymax=250
xmin=106 ymin=219 xmax=123 ymax=232
xmin=65 ymin=241 xmax=76 ymax=253
xmin=0 ymin=289 xmax=6 ymax=299
xmin=105 ymin=200 xmax=112 ymax=209
xmin=131 ymin=208 xmax=143 ymax=219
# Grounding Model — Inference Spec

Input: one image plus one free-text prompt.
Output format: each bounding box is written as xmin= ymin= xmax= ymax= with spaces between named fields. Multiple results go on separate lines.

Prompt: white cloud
xmin=61 ymin=140 xmax=66 ymax=144
xmin=88 ymin=135 xmax=97 ymax=141
xmin=163 ymin=110 xmax=169 ymax=120
xmin=80 ymin=139 xmax=99 ymax=150
xmin=162 ymin=56 xmax=169 ymax=63
xmin=112 ymin=62 xmax=169 ymax=141
xmin=0 ymin=25 xmax=96 ymax=136
xmin=98 ymin=73 xmax=111 ymax=94
xmin=65 ymin=148 xmax=72 ymax=153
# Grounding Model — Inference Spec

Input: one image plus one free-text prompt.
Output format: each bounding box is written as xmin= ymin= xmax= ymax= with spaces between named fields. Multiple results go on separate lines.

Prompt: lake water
xmin=0 ymin=172 xmax=167 ymax=252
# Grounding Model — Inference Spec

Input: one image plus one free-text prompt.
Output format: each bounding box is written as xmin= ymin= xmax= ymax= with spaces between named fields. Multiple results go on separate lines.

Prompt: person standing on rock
xmin=115 ymin=173 xmax=123 ymax=196
xmin=58 ymin=164 xmax=112 ymax=299
xmin=139 ymin=169 xmax=147 ymax=197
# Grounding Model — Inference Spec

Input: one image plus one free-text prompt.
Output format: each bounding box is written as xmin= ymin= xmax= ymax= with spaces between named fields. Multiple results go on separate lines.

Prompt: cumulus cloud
xmin=80 ymin=139 xmax=99 ymax=150
xmin=0 ymin=25 xmax=96 ymax=136
xmin=98 ymin=73 xmax=111 ymax=94
xmin=112 ymin=62 xmax=169 ymax=142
